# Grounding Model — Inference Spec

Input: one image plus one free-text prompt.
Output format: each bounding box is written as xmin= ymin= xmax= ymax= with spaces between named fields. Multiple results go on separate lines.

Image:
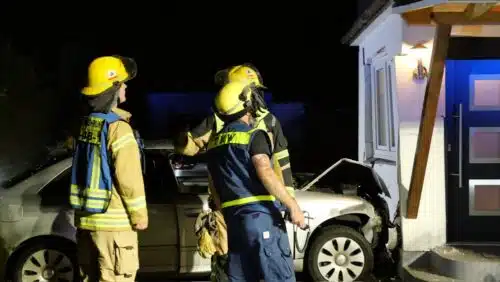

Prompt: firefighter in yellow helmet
xmin=176 ymin=63 xmax=295 ymax=197
xmin=175 ymin=64 xmax=296 ymax=281
xmin=206 ymin=81 xmax=305 ymax=281
xmin=70 ymin=55 xmax=148 ymax=282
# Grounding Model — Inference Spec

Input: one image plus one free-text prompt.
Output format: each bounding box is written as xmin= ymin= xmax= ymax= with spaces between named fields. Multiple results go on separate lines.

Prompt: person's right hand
xmin=133 ymin=221 xmax=148 ymax=231
xmin=290 ymin=206 xmax=306 ymax=229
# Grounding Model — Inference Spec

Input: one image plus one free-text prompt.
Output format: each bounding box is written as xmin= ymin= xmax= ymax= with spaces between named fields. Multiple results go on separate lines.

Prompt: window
xmin=173 ymin=154 xmax=210 ymax=195
xmin=39 ymin=168 xmax=71 ymax=207
xmin=370 ymin=57 xmax=397 ymax=160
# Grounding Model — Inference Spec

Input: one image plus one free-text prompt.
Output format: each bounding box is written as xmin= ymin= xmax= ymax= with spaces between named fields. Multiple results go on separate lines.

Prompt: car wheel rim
xmin=316 ymin=236 xmax=365 ymax=282
xmin=21 ymin=249 xmax=74 ymax=282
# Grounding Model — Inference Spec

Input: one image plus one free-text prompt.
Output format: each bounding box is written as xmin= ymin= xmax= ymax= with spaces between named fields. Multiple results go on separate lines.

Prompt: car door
xmin=138 ymin=152 xmax=179 ymax=273
xmin=172 ymin=157 xmax=212 ymax=274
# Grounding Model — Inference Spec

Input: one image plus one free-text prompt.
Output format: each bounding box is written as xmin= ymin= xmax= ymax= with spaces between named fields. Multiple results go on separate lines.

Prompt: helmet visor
xmin=241 ymin=63 xmax=265 ymax=88
xmin=214 ymin=68 xmax=230 ymax=86
xmin=113 ymin=55 xmax=137 ymax=81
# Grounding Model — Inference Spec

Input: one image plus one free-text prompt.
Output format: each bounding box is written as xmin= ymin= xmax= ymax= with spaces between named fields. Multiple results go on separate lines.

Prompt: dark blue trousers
xmin=224 ymin=208 xmax=296 ymax=282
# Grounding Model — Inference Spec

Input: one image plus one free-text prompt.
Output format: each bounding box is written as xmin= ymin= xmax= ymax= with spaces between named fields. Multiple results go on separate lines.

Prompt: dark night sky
xmin=0 ymin=3 xmax=360 ymax=177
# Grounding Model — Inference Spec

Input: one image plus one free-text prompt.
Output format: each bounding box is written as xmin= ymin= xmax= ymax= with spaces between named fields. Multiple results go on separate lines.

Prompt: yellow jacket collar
xmin=112 ymin=108 xmax=132 ymax=122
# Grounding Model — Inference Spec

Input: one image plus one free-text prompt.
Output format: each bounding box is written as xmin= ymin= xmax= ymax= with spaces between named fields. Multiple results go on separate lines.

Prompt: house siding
xmin=358 ymin=11 xmax=404 ymax=220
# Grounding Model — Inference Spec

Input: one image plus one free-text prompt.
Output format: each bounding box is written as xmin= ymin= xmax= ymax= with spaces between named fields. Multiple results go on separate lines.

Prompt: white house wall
xmin=358 ymin=12 xmax=404 ymax=220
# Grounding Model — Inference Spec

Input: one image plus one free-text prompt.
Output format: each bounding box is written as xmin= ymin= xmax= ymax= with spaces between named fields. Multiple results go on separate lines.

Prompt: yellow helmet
xmin=81 ymin=55 xmax=137 ymax=96
xmin=214 ymin=63 xmax=266 ymax=88
xmin=214 ymin=81 xmax=253 ymax=117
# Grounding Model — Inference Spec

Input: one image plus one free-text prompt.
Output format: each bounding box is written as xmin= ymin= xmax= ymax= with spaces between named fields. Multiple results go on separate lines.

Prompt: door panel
xmin=176 ymin=193 xmax=211 ymax=274
xmin=139 ymin=152 xmax=179 ymax=272
xmin=139 ymin=204 xmax=178 ymax=272
xmin=446 ymin=60 xmax=500 ymax=242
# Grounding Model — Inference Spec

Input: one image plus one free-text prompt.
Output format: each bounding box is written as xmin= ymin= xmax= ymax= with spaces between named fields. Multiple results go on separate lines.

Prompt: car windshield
xmin=1 ymin=150 xmax=71 ymax=189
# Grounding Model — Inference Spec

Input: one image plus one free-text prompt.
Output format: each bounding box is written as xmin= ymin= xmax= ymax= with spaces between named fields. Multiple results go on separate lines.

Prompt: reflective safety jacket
xmin=71 ymin=108 xmax=148 ymax=231
xmin=207 ymin=121 xmax=277 ymax=211
xmin=175 ymin=109 xmax=295 ymax=197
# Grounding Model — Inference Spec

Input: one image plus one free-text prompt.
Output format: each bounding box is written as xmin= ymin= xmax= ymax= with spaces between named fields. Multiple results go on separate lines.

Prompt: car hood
xmin=294 ymin=190 xmax=376 ymax=215
xmin=292 ymin=190 xmax=379 ymax=234
xmin=298 ymin=158 xmax=391 ymax=198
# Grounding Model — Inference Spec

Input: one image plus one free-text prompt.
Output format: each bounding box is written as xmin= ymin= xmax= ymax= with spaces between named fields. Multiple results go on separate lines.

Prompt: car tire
xmin=8 ymin=238 xmax=78 ymax=282
xmin=306 ymin=225 xmax=374 ymax=282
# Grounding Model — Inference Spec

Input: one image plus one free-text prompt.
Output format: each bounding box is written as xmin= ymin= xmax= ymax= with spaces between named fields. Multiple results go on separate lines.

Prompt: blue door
xmin=446 ymin=60 xmax=500 ymax=242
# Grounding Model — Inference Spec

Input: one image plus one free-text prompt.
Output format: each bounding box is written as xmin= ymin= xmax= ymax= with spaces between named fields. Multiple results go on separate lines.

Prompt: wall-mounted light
xmin=411 ymin=42 xmax=429 ymax=81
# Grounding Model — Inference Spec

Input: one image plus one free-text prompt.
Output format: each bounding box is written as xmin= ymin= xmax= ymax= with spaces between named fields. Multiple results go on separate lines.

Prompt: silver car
xmin=0 ymin=140 xmax=399 ymax=282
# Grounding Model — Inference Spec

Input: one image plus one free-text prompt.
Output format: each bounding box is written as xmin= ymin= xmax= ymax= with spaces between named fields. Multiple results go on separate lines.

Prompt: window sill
xmin=373 ymin=150 xmax=397 ymax=163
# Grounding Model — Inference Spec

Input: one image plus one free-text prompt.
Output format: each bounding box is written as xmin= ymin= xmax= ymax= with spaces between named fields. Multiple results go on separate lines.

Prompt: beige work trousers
xmin=77 ymin=229 xmax=139 ymax=282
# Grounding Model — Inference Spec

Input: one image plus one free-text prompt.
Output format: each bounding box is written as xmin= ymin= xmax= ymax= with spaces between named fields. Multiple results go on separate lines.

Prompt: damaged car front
xmin=292 ymin=158 xmax=400 ymax=281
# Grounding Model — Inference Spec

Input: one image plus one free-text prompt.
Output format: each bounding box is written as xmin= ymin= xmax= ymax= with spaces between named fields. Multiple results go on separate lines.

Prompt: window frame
xmin=370 ymin=55 xmax=398 ymax=162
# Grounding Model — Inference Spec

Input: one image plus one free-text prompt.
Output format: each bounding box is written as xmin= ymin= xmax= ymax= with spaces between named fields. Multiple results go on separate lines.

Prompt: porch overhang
xmin=401 ymin=2 xmax=500 ymax=25
xmin=402 ymin=2 xmax=500 ymax=219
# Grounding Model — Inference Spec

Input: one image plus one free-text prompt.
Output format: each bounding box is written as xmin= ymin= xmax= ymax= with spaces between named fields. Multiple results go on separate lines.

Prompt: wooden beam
xmin=464 ymin=3 xmax=496 ymax=19
xmin=407 ymin=24 xmax=451 ymax=219
xmin=403 ymin=9 xmax=500 ymax=25
xmin=402 ymin=8 xmax=433 ymax=25
xmin=432 ymin=11 xmax=500 ymax=25
xmin=432 ymin=3 xmax=467 ymax=13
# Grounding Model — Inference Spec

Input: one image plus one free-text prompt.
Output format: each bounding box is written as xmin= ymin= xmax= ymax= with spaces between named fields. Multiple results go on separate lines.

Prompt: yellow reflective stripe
xmin=255 ymin=119 xmax=267 ymax=130
xmin=281 ymin=163 xmax=291 ymax=170
xmin=208 ymin=132 xmax=249 ymax=149
xmin=90 ymin=147 xmax=101 ymax=190
xmin=78 ymin=218 xmax=131 ymax=229
xmin=286 ymin=186 xmax=296 ymax=197
xmin=221 ymin=195 xmax=275 ymax=209
xmin=111 ymin=133 xmax=136 ymax=153
xmin=70 ymin=195 xmax=109 ymax=209
xmin=274 ymin=149 xmax=289 ymax=160
xmin=70 ymin=185 xmax=110 ymax=197
xmin=69 ymin=195 xmax=81 ymax=206
xmin=123 ymin=196 xmax=147 ymax=212
xmin=214 ymin=114 xmax=225 ymax=133
xmin=208 ymin=128 xmax=262 ymax=149
xmin=76 ymin=208 xmax=129 ymax=218
xmin=76 ymin=207 xmax=132 ymax=228
xmin=70 ymin=184 xmax=112 ymax=210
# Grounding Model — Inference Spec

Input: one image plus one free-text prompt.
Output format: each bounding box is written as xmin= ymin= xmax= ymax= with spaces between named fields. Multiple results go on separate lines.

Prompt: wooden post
xmin=406 ymin=24 xmax=451 ymax=219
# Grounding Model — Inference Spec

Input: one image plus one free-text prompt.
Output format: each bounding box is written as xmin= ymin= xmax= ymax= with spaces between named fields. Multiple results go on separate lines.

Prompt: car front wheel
xmin=8 ymin=238 xmax=77 ymax=282
xmin=306 ymin=225 xmax=374 ymax=282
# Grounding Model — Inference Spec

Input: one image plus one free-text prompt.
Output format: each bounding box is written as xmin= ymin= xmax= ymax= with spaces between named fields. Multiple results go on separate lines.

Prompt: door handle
xmin=184 ymin=208 xmax=202 ymax=217
xmin=450 ymin=103 xmax=463 ymax=188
